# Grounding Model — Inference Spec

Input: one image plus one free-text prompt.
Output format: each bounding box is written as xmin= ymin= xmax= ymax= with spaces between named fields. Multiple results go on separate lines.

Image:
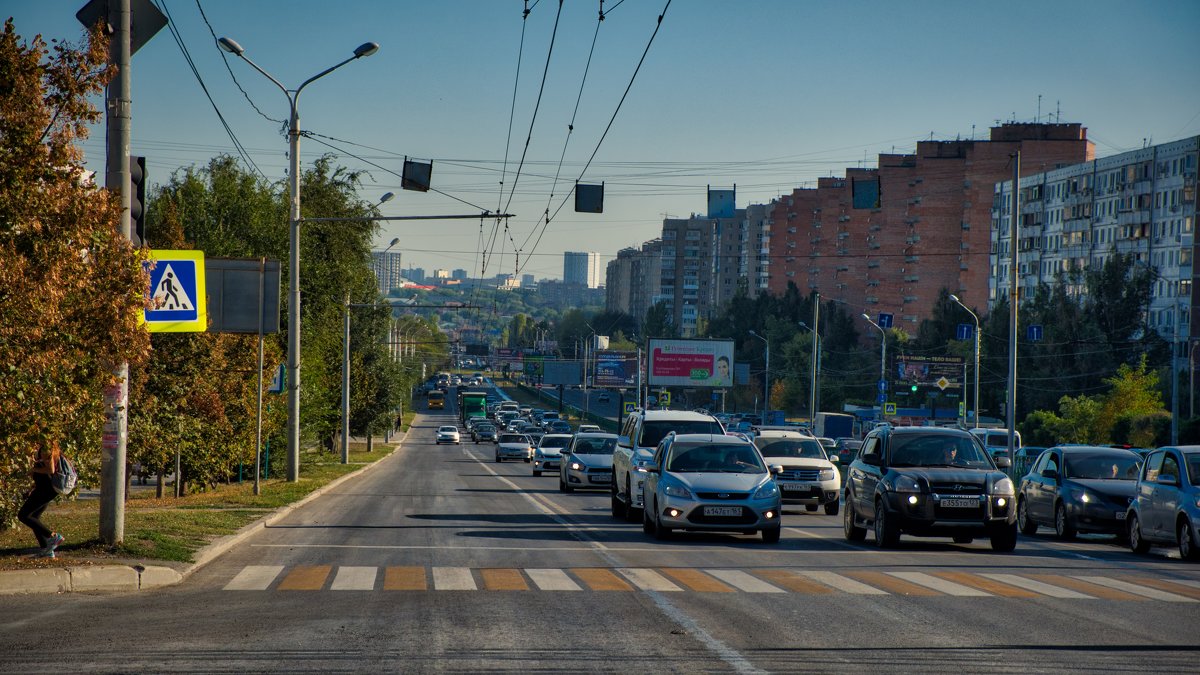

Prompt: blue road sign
xmin=878 ymin=313 xmax=893 ymax=328
xmin=1027 ymin=324 xmax=1044 ymax=342
xmin=623 ymin=402 xmax=636 ymax=414
xmin=878 ymin=379 xmax=888 ymax=392
xmin=876 ymin=392 xmax=887 ymax=404
xmin=141 ymin=250 xmax=206 ymax=332
xmin=956 ymin=323 xmax=973 ymax=341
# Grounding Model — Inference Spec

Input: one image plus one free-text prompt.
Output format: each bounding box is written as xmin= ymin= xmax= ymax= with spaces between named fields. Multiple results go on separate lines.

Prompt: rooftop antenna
xmin=1055 ymin=100 xmax=1061 ymax=123
xmin=1037 ymin=94 xmax=1042 ymax=122
xmin=971 ymin=124 xmax=976 ymax=140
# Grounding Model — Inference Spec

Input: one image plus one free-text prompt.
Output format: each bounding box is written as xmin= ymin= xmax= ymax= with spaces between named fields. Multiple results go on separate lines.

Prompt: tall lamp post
xmin=219 ymin=37 xmax=379 ymax=481
xmin=749 ymin=330 xmax=769 ymax=418
xmin=949 ymin=294 xmax=980 ymax=429
xmin=862 ymin=315 xmax=886 ymax=419
xmin=798 ymin=321 xmax=819 ymax=423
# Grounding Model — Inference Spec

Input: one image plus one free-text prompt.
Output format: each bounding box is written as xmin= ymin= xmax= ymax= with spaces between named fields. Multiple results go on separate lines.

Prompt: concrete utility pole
xmin=808 ymin=293 xmax=820 ymax=419
xmin=1007 ymin=152 xmax=1020 ymax=464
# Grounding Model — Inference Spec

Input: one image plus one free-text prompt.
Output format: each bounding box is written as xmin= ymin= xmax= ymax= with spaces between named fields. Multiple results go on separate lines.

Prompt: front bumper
xmin=498 ymin=447 xmax=532 ymax=460
xmin=436 ymin=435 xmax=460 ymax=444
xmin=564 ymin=466 xmax=612 ymax=488
xmin=1064 ymin=499 xmax=1131 ymax=534
xmin=533 ymin=456 xmax=561 ymax=471
xmin=776 ymin=479 xmax=839 ymax=506
xmin=656 ymin=493 xmax=781 ymax=532
xmin=881 ymin=491 xmax=1016 ymax=535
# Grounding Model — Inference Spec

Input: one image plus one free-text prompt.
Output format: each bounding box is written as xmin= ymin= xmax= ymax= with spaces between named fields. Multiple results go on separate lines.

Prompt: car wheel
xmin=560 ymin=475 xmax=574 ymax=493
xmin=953 ymin=536 xmax=974 ymax=544
xmin=642 ymin=499 xmax=656 ymax=535
xmin=1054 ymin=501 xmax=1076 ymax=540
xmin=762 ymin=526 xmax=781 ymax=543
xmin=805 ymin=504 xmax=818 ymax=512
xmin=1180 ymin=518 xmax=1200 ymax=561
xmin=844 ymin=492 xmax=866 ymax=541
xmin=1129 ymin=514 xmax=1150 ymax=554
xmin=495 ymin=454 xmax=501 ymax=463
xmin=824 ymin=501 xmax=840 ymax=516
xmin=990 ymin=521 xmax=1018 ymax=552
xmin=874 ymin=498 xmax=899 ymax=548
xmin=624 ymin=477 xmax=642 ymax=523
xmin=533 ymin=470 xmax=541 ymax=477
xmin=1018 ymin=496 xmax=1038 ymax=535
xmin=654 ymin=503 xmax=672 ymax=540
xmin=611 ymin=483 xmax=626 ymax=519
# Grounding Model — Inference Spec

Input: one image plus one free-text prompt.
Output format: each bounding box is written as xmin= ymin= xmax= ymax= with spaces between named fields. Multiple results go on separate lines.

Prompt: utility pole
xmin=1007 ymin=152 xmax=1020 ymax=465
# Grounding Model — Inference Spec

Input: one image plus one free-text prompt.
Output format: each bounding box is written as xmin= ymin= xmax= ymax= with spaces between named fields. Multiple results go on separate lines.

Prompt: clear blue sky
xmin=9 ymin=0 xmax=1200 ymax=280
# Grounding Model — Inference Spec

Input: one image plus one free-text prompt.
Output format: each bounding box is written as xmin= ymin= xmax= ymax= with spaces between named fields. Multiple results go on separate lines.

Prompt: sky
xmin=8 ymin=0 xmax=1200 ymax=281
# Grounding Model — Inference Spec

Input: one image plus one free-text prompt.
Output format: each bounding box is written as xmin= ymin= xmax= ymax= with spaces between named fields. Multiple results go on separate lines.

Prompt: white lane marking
xmin=887 ymin=572 xmax=991 ymax=597
xmin=618 ymin=568 xmax=683 ymax=592
xmin=224 ymin=565 xmax=284 ymax=591
xmin=432 ymin=567 xmax=477 ymax=591
xmin=525 ymin=568 xmax=582 ymax=591
xmin=250 ymin=542 xmax=875 ymax=554
xmin=797 ymin=571 xmax=888 ymax=595
xmin=329 ymin=566 xmax=377 ymax=591
xmin=704 ymin=569 xmax=786 ymax=593
xmin=1074 ymin=576 xmax=1198 ymax=602
xmin=980 ymin=573 xmax=1095 ymax=599
xmin=1168 ymin=578 xmax=1200 ymax=590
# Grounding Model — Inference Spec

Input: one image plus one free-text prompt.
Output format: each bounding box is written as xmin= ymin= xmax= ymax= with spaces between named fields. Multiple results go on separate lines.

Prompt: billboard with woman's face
xmin=647 ymin=339 xmax=735 ymax=388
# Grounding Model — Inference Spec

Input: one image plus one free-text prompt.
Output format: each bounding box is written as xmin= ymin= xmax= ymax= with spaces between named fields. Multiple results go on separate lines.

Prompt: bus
xmin=427 ymin=389 xmax=445 ymax=410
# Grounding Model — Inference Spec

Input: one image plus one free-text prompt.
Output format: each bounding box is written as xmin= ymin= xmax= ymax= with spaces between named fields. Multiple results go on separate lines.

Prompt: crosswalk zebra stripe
xmin=525 ymin=568 xmax=582 ymax=591
xmin=277 ymin=565 xmax=331 ymax=591
xmin=618 ymin=568 xmax=683 ymax=592
xmin=330 ymin=566 xmax=377 ymax=591
xmin=887 ymin=572 xmax=991 ymax=597
xmin=845 ymin=571 xmax=940 ymax=596
xmin=704 ymin=569 xmax=786 ymax=593
xmin=481 ymin=568 xmax=528 ymax=591
xmin=223 ymin=565 xmax=284 ymax=591
xmin=432 ymin=567 xmax=476 ymax=591
xmin=1073 ymin=576 xmax=1199 ymax=603
xmin=796 ymin=571 xmax=888 ymax=595
xmin=979 ymin=573 xmax=1094 ymax=599
xmin=383 ymin=566 xmax=427 ymax=591
xmin=661 ymin=568 xmax=736 ymax=592
xmin=1166 ymin=578 xmax=1200 ymax=591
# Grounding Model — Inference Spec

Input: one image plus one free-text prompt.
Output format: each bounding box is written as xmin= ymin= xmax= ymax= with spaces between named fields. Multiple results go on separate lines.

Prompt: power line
xmin=194 ymin=0 xmax=283 ymax=126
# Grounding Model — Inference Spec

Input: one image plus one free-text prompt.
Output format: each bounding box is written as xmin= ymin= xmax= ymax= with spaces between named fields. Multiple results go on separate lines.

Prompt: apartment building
xmin=371 ymin=250 xmax=403 ymax=293
xmin=564 ymin=251 xmax=601 ymax=288
xmin=605 ymin=239 xmax=663 ymax=321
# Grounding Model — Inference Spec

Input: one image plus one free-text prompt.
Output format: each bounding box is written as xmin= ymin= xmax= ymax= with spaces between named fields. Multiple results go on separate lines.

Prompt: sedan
xmin=559 ymin=433 xmax=617 ymax=493
xmin=547 ymin=420 xmax=573 ymax=435
xmin=643 ymin=433 xmax=782 ymax=543
xmin=495 ymin=433 xmax=533 ymax=463
xmin=435 ymin=426 xmax=461 ymax=444
xmin=1017 ymin=445 xmax=1141 ymax=539
xmin=533 ymin=434 xmax=573 ymax=477
xmin=1128 ymin=446 xmax=1200 ymax=560
xmin=472 ymin=423 xmax=498 ymax=444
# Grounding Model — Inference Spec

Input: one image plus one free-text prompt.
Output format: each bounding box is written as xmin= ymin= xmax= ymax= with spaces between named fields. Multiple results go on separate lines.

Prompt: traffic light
xmin=130 ymin=155 xmax=147 ymax=246
xmin=910 ymin=384 xmax=918 ymax=393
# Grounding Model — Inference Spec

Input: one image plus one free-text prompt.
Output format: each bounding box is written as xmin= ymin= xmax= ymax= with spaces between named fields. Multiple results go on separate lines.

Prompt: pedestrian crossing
xmin=222 ymin=564 xmax=1200 ymax=601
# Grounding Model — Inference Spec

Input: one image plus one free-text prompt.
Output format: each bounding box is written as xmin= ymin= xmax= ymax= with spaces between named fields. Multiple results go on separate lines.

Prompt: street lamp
xmin=219 ymin=36 xmax=379 ymax=481
xmin=798 ymin=321 xmax=819 ymax=422
xmin=862 ymin=315 xmax=886 ymax=419
xmin=949 ymin=294 xmax=980 ymax=429
xmin=749 ymin=330 xmax=769 ymax=418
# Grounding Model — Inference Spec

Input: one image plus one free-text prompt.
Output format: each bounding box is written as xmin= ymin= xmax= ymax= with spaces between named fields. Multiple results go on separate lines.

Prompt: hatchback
xmin=1127 ymin=446 xmax=1200 ymax=560
xmin=1017 ymin=445 xmax=1141 ymax=539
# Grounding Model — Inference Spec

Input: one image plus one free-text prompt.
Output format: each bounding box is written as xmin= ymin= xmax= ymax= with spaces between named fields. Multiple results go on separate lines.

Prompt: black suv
xmin=843 ymin=426 xmax=1018 ymax=551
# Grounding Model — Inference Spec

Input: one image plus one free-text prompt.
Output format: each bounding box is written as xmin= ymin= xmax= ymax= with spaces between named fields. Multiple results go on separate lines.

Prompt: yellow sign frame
xmin=139 ymin=249 xmax=207 ymax=333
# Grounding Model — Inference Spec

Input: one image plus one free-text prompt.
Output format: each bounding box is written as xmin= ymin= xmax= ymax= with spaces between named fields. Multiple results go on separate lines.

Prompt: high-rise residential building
xmin=991 ymin=135 xmax=1198 ymax=337
xmin=605 ymin=239 xmax=663 ymax=322
xmin=371 ymin=250 xmax=403 ymax=293
xmin=741 ymin=203 xmax=772 ymax=298
xmin=403 ymin=267 xmax=425 ymax=283
xmin=451 ymin=268 xmax=468 ymax=280
xmin=564 ymin=251 xmax=600 ymax=288
xmin=768 ymin=123 xmax=1094 ymax=327
xmin=660 ymin=209 xmax=746 ymax=336
xmin=521 ymin=274 xmax=535 ymax=288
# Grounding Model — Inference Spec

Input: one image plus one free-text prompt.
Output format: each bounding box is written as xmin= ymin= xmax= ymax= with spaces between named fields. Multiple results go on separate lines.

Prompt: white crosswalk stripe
xmin=224 ymin=565 xmax=285 ymax=591
xmin=432 ymin=567 xmax=477 ymax=590
xmin=1167 ymin=578 xmax=1200 ymax=590
xmin=525 ymin=568 xmax=582 ymax=591
xmin=796 ymin=571 xmax=889 ymax=595
xmin=330 ymin=566 xmax=377 ymax=591
xmin=618 ymin=568 xmax=683 ymax=592
xmin=705 ymin=569 xmax=786 ymax=593
xmin=1074 ymin=576 xmax=1198 ymax=602
xmin=888 ymin=572 xmax=991 ymax=597
xmin=981 ymin=573 xmax=1096 ymax=599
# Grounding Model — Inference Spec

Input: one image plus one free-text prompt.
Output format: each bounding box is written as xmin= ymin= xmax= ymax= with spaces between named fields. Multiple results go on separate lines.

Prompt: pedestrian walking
xmin=17 ymin=440 xmax=64 ymax=558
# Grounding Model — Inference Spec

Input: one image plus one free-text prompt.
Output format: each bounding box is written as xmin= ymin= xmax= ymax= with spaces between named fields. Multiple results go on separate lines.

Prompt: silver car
xmin=643 ymin=433 xmax=783 ymax=543
xmin=495 ymin=433 xmax=533 ymax=463
xmin=533 ymin=434 xmax=573 ymax=477
xmin=435 ymin=425 xmax=460 ymax=444
xmin=559 ymin=433 xmax=617 ymax=493
xmin=1128 ymin=446 xmax=1200 ymax=561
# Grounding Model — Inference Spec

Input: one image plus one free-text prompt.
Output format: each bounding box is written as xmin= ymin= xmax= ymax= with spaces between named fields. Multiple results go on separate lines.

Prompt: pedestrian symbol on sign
xmin=152 ymin=264 xmax=194 ymax=311
xmin=140 ymin=249 xmax=207 ymax=333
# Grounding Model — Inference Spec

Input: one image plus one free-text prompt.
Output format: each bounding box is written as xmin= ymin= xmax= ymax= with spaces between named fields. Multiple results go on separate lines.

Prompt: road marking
xmin=784 ymin=527 xmax=864 ymax=550
xmin=571 ymin=568 xmax=632 ymax=591
xmin=330 ymin=566 xmax=377 ymax=591
xmin=223 ymin=565 xmax=284 ymax=590
xmin=704 ymin=569 xmax=786 ymax=593
xmin=481 ymin=568 xmax=529 ymax=591
xmin=1028 ymin=574 xmax=1144 ymax=601
xmin=1164 ymin=578 xmax=1200 ymax=591
xmin=661 ymin=568 xmax=735 ymax=593
xmin=931 ymin=571 xmax=1038 ymax=598
xmin=796 ymin=571 xmax=888 ymax=595
xmin=1125 ymin=577 xmax=1200 ymax=600
xmin=277 ymin=565 xmax=332 ymax=591
xmin=383 ymin=566 xmax=427 ymax=591
xmin=432 ymin=566 xmax=477 ymax=591
xmin=887 ymin=572 xmax=991 ymax=597
xmin=525 ymin=568 xmax=582 ymax=591
xmin=845 ymin=571 xmax=940 ymax=596
xmin=619 ymin=568 xmax=684 ymax=592
xmin=980 ymin=573 xmax=1095 ymax=599
xmin=751 ymin=569 xmax=835 ymax=594
xmin=1073 ymin=576 xmax=1198 ymax=603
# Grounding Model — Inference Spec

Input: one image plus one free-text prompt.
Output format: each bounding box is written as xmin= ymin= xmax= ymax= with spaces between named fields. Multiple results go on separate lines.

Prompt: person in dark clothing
xmin=17 ymin=441 xmax=64 ymax=558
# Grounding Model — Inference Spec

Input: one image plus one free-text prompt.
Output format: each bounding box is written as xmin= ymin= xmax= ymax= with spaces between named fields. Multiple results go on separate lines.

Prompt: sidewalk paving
xmin=0 ymin=431 xmax=406 ymax=596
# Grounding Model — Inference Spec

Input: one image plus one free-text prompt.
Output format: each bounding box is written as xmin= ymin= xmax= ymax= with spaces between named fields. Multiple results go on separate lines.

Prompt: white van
xmin=969 ymin=428 xmax=1021 ymax=458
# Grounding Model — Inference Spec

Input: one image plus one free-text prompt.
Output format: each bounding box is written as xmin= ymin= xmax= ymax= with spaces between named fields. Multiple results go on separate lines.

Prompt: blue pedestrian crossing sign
xmin=623 ymin=402 xmax=636 ymax=414
xmin=140 ymin=250 xmax=207 ymax=332
xmin=883 ymin=402 xmax=897 ymax=416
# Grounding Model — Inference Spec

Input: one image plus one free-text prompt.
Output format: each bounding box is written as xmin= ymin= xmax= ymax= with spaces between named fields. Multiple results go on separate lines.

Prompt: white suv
xmin=611 ymin=409 xmax=725 ymax=521
xmin=753 ymin=429 xmax=841 ymax=515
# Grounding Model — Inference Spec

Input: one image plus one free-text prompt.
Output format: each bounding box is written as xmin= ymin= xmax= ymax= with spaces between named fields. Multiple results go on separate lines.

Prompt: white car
xmin=612 ymin=409 xmax=726 ymax=521
xmin=753 ymin=429 xmax=841 ymax=515
xmin=435 ymin=426 xmax=461 ymax=444
xmin=495 ymin=433 xmax=533 ymax=463
xmin=533 ymin=434 xmax=573 ymax=477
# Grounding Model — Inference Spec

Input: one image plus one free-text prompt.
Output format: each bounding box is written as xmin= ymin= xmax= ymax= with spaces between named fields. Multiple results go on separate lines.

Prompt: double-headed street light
xmin=949 ymin=294 xmax=980 ymax=429
xmin=862 ymin=315 xmax=886 ymax=419
xmin=748 ymin=330 xmax=769 ymax=417
xmin=219 ymin=36 xmax=379 ymax=481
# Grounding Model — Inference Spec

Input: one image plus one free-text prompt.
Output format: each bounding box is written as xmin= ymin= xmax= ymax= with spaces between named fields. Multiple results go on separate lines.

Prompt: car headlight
xmin=570 ymin=462 xmax=583 ymax=471
xmin=664 ymin=484 xmax=692 ymax=499
xmin=634 ymin=459 xmax=651 ymax=473
xmin=894 ymin=475 xmax=923 ymax=493
xmin=819 ymin=469 xmax=836 ymax=482
xmin=1070 ymin=488 xmax=1096 ymax=504
xmin=753 ymin=482 xmax=779 ymax=500
xmin=992 ymin=477 xmax=1015 ymax=496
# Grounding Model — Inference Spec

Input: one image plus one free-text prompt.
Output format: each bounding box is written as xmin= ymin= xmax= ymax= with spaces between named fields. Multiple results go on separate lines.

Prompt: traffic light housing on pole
xmin=130 ymin=155 xmax=146 ymax=246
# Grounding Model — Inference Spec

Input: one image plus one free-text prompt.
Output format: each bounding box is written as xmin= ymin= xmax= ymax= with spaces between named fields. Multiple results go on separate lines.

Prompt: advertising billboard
xmin=544 ymin=361 xmax=581 ymax=386
xmin=895 ymin=355 xmax=964 ymax=389
xmin=592 ymin=351 xmax=638 ymax=388
xmin=647 ymin=339 xmax=734 ymax=388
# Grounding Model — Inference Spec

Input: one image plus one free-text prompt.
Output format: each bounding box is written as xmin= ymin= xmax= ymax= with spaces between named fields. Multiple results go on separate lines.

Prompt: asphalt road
xmin=1 ymin=405 xmax=1198 ymax=673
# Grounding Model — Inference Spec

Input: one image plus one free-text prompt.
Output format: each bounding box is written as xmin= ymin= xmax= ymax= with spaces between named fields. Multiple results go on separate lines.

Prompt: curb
xmin=0 ymin=430 xmax=407 ymax=595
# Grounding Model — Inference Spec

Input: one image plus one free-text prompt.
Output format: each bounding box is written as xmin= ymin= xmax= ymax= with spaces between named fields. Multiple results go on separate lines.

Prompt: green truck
xmin=458 ymin=390 xmax=489 ymax=425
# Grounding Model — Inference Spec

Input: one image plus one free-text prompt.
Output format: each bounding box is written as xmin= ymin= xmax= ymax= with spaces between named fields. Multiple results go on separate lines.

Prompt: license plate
xmin=1115 ymin=511 xmax=1127 ymax=520
xmin=939 ymin=498 xmax=979 ymax=508
xmin=780 ymin=482 xmax=815 ymax=492
xmin=703 ymin=506 xmax=743 ymax=517
xmin=590 ymin=475 xmax=611 ymax=483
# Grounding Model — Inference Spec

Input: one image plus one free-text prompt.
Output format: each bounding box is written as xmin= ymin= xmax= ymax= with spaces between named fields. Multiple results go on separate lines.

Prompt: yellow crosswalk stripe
xmin=661 ymin=568 xmax=735 ymax=592
xmin=932 ymin=571 xmax=1039 ymax=598
xmin=571 ymin=568 xmax=633 ymax=591
xmin=844 ymin=571 xmax=939 ymax=596
xmin=383 ymin=566 xmax=427 ymax=591
xmin=752 ymin=569 xmax=835 ymax=595
xmin=481 ymin=568 xmax=529 ymax=591
xmin=1028 ymin=574 xmax=1145 ymax=601
xmin=276 ymin=565 xmax=332 ymax=591
xmin=1129 ymin=577 xmax=1200 ymax=601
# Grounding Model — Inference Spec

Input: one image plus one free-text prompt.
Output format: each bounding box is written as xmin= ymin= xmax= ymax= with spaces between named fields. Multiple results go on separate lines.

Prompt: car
xmin=596 ymin=392 xmax=611 ymax=402
xmin=505 ymin=419 xmax=526 ymax=433
xmin=546 ymin=420 xmax=572 ymax=435
xmin=435 ymin=426 xmax=461 ymax=445
xmin=642 ymin=433 xmax=783 ymax=543
xmin=754 ymin=430 xmax=841 ymax=515
xmin=525 ymin=429 xmax=546 ymax=446
xmin=1016 ymin=445 xmax=1141 ymax=540
xmin=832 ymin=438 xmax=863 ymax=466
xmin=533 ymin=434 xmax=573 ymax=477
xmin=612 ymin=409 xmax=726 ymax=522
xmin=577 ymin=424 xmax=602 ymax=434
xmin=539 ymin=412 xmax=562 ymax=429
xmin=472 ymin=423 xmax=498 ymax=444
xmin=559 ymin=433 xmax=618 ymax=493
xmin=1127 ymin=446 xmax=1200 ymax=560
xmin=843 ymin=426 xmax=1018 ymax=552
xmin=495 ymin=433 xmax=534 ymax=463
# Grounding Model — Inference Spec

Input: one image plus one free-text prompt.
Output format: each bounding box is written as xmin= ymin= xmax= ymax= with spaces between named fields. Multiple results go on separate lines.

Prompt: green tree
xmin=642 ymin=301 xmax=676 ymax=339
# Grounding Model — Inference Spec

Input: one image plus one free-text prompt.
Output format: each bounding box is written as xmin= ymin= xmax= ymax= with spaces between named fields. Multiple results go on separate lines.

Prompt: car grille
xmin=778 ymin=469 xmax=821 ymax=481
xmin=687 ymin=507 xmax=756 ymax=525
xmin=929 ymin=482 xmax=984 ymax=495
xmin=932 ymin=503 xmax=986 ymax=520
xmin=695 ymin=492 xmax=750 ymax=500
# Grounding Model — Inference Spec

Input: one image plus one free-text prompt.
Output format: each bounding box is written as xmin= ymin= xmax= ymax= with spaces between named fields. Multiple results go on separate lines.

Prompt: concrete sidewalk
xmin=0 ymin=431 xmax=407 ymax=595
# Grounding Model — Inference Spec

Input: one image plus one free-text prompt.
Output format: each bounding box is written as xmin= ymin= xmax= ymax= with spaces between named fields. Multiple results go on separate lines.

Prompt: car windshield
xmin=499 ymin=434 xmax=527 ymax=444
xmin=667 ymin=443 xmax=766 ymax=474
xmin=540 ymin=437 xmax=570 ymax=449
xmin=755 ymin=437 xmax=827 ymax=460
xmin=438 ymin=427 xmax=456 ymax=433
xmin=1063 ymin=453 xmax=1140 ymax=480
xmin=571 ymin=438 xmax=617 ymax=455
xmin=640 ymin=420 xmax=724 ymax=448
xmin=476 ymin=424 xmax=495 ymax=431
xmin=888 ymin=434 xmax=991 ymax=468
xmin=1187 ymin=454 xmax=1200 ymax=485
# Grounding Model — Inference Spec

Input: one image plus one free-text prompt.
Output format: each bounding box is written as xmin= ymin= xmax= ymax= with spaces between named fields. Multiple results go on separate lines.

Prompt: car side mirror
xmin=1159 ymin=474 xmax=1179 ymax=486
xmin=1041 ymin=468 xmax=1058 ymax=480
xmin=828 ymin=455 xmax=840 ymax=463
xmin=618 ymin=435 xmax=631 ymax=448
xmin=861 ymin=454 xmax=881 ymax=467
xmin=994 ymin=456 xmax=1011 ymax=469
xmin=769 ymin=464 xmax=784 ymax=475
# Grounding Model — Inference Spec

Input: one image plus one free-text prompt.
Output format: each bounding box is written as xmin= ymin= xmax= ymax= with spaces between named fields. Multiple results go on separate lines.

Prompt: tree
xmin=0 ymin=21 xmax=151 ymax=524
xmin=642 ymin=301 xmax=676 ymax=339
